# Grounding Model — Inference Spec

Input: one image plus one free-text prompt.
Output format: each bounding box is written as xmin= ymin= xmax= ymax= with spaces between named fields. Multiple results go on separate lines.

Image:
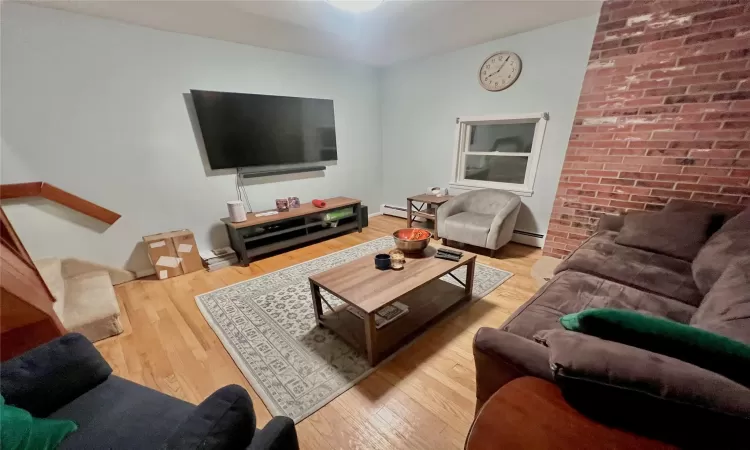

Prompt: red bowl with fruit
xmin=392 ymin=228 xmax=432 ymax=254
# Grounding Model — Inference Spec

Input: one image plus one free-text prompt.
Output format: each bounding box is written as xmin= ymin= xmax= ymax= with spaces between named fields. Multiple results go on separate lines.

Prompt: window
xmin=450 ymin=113 xmax=548 ymax=195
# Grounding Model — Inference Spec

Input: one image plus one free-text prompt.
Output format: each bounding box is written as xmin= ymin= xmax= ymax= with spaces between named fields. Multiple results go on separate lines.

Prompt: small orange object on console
xmin=312 ymin=199 xmax=327 ymax=208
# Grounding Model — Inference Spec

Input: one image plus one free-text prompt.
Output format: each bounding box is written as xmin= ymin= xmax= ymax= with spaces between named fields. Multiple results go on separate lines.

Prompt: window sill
xmin=449 ymin=182 xmax=533 ymax=197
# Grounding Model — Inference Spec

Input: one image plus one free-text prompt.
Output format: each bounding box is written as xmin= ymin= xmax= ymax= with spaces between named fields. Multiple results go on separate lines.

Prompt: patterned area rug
xmin=195 ymin=236 xmax=512 ymax=422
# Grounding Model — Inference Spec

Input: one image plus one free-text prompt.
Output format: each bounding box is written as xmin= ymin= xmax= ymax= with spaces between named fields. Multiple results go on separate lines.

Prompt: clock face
xmin=479 ymin=52 xmax=522 ymax=92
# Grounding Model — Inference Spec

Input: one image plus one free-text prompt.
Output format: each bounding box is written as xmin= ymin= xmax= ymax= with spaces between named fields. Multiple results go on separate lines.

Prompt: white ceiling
xmin=26 ymin=0 xmax=602 ymax=66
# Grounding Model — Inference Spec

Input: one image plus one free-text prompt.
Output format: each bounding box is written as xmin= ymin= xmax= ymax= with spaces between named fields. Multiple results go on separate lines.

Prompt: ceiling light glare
xmin=326 ymin=0 xmax=384 ymax=13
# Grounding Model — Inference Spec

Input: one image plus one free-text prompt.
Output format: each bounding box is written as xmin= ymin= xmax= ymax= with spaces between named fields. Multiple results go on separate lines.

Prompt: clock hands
xmin=484 ymin=55 xmax=512 ymax=81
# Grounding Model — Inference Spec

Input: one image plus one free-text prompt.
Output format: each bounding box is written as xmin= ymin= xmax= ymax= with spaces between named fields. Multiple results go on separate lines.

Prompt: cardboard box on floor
xmin=143 ymin=230 xmax=203 ymax=279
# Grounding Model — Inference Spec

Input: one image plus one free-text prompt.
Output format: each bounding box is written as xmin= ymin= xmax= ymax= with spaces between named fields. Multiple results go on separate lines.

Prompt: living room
xmin=1 ymin=0 xmax=749 ymax=448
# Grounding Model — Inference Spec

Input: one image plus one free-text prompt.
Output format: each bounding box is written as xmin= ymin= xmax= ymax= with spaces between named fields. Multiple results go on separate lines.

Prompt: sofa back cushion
xmin=614 ymin=211 xmax=712 ymax=261
xmin=691 ymin=257 xmax=750 ymax=345
xmin=555 ymin=231 xmax=703 ymax=306
xmin=664 ymin=199 xmax=738 ymax=236
xmin=692 ymin=206 xmax=750 ymax=294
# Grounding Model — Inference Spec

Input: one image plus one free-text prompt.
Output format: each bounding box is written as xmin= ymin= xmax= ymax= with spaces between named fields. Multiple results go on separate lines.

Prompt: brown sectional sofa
xmin=474 ymin=202 xmax=750 ymax=447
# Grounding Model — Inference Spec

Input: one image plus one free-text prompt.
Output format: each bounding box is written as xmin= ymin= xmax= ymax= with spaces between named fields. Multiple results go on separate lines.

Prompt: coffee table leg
xmin=309 ymin=279 xmax=324 ymax=326
xmin=465 ymin=259 xmax=476 ymax=298
xmin=364 ymin=313 xmax=378 ymax=366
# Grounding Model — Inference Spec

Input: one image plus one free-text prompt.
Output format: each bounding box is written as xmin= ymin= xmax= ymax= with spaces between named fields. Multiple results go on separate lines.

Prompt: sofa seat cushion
xmin=500 ymin=271 xmax=695 ymax=340
xmin=692 ymin=206 xmax=750 ymax=295
xmin=443 ymin=212 xmax=494 ymax=247
xmin=49 ymin=376 xmax=194 ymax=450
xmin=691 ymin=257 xmax=750 ymax=345
xmin=555 ymin=231 xmax=702 ymax=306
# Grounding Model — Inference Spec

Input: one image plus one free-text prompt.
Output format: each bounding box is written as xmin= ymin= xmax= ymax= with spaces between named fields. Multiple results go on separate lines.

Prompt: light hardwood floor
xmin=95 ymin=215 xmax=541 ymax=449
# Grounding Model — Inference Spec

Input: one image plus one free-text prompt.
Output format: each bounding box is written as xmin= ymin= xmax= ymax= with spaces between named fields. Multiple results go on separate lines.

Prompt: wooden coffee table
xmin=308 ymin=246 xmax=476 ymax=365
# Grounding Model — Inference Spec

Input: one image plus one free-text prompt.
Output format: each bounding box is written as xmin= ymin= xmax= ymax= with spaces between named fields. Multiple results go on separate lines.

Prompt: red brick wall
xmin=543 ymin=0 xmax=750 ymax=258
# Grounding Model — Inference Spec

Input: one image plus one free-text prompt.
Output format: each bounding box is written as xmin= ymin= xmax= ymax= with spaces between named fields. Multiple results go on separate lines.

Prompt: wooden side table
xmin=406 ymin=194 xmax=453 ymax=239
xmin=466 ymin=377 xmax=675 ymax=450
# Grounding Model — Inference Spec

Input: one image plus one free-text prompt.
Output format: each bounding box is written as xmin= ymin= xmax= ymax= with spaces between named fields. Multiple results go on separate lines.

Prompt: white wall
xmin=1 ymin=4 xmax=598 ymax=271
xmin=379 ymin=15 xmax=598 ymax=238
xmin=1 ymin=3 xmax=382 ymax=272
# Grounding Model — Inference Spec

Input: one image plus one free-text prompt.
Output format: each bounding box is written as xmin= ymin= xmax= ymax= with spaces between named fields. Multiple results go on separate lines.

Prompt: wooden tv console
xmin=222 ymin=197 xmax=363 ymax=265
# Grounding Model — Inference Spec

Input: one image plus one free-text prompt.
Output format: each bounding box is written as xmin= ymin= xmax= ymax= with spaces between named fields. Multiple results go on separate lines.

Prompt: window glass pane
xmin=468 ymin=123 xmax=536 ymax=153
xmin=464 ymin=155 xmax=528 ymax=185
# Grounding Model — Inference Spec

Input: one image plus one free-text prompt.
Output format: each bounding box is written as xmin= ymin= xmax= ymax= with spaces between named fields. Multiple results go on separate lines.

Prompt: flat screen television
xmin=190 ymin=90 xmax=337 ymax=170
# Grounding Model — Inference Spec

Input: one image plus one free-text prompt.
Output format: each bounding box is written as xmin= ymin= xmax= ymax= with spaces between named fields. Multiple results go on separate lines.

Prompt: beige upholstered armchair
xmin=437 ymin=189 xmax=521 ymax=257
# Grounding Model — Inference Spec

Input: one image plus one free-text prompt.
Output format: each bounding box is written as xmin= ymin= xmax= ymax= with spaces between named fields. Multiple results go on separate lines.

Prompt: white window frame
xmin=450 ymin=112 xmax=549 ymax=197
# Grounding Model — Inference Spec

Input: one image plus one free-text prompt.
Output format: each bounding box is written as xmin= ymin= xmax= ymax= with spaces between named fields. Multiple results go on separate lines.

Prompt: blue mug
xmin=374 ymin=254 xmax=391 ymax=270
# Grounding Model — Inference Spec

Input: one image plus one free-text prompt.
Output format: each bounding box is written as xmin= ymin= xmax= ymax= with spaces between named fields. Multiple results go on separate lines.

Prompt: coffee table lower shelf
xmin=315 ymin=279 xmax=468 ymax=365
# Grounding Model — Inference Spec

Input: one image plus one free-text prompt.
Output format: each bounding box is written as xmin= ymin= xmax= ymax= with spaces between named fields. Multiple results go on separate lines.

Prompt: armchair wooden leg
xmin=490 ymin=248 xmax=496 ymax=259
xmin=442 ymin=238 xmax=448 ymax=246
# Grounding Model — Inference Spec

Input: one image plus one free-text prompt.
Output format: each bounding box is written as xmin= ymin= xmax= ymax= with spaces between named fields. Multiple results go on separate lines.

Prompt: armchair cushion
xmin=438 ymin=189 xmax=521 ymax=250
xmin=443 ymin=212 xmax=494 ymax=247
xmin=0 ymin=333 xmax=112 ymax=417
xmin=49 ymin=376 xmax=194 ymax=450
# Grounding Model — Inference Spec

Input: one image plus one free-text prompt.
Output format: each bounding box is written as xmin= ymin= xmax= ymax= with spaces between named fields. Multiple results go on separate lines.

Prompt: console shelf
xmin=221 ymin=197 xmax=363 ymax=265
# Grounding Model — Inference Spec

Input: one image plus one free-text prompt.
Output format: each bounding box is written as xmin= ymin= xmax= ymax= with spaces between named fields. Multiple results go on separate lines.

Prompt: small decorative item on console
xmin=312 ymin=199 xmax=327 ymax=208
xmin=275 ymin=198 xmax=289 ymax=212
xmin=288 ymin=197 xmax=301 ymax=208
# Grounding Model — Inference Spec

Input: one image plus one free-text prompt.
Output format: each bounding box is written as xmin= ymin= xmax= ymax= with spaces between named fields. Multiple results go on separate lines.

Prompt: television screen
xmin=190 ymin=90 xmax=337 ymax=170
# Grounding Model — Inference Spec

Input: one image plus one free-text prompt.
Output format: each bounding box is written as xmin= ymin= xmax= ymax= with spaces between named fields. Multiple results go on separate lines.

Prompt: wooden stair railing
xmin=1 ymin=208 xmax=66 ymax=361
xmin=0 ymin=182 xmax=121 ymax=225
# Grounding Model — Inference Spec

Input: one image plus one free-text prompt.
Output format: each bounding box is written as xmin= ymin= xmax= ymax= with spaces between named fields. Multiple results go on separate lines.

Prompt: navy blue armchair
xmin=0 ymin=333 xmax=298 ymax=450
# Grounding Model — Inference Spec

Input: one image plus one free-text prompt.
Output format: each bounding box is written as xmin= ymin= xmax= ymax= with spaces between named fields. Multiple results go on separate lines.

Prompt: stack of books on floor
xmin=436 ymin=247 xmax=463 ymax=261
xmin=200 ymin=247 xmax=238 ymax=271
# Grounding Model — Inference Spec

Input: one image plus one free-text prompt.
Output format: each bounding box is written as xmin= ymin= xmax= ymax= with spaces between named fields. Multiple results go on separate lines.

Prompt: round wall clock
xmin=479 ymin=52 xmax=522 ymax=92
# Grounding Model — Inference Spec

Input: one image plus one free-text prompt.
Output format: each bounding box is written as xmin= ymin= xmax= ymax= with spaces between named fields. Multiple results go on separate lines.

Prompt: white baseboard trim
xmin=368 ymin=211 xmax=382 ymax=218
xmin=512 ymin=232 xmax=545 ymax=247
xmin=381 ymin=203 xmax=544 ymax=248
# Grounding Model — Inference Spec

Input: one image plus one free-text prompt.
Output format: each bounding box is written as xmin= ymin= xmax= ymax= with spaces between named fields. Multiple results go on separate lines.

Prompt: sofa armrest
xmin=248 ymin=416 xmax=299 ymax=450
xmin=473 ymin=328 xmax=553 ymax=412
xmin=0 ymin=333 xmax=112 ymax=417
xmin=163 ymin=385 xmax=257 ymax=450
xmin=543 ymin=329 xmax=750 ymax=447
